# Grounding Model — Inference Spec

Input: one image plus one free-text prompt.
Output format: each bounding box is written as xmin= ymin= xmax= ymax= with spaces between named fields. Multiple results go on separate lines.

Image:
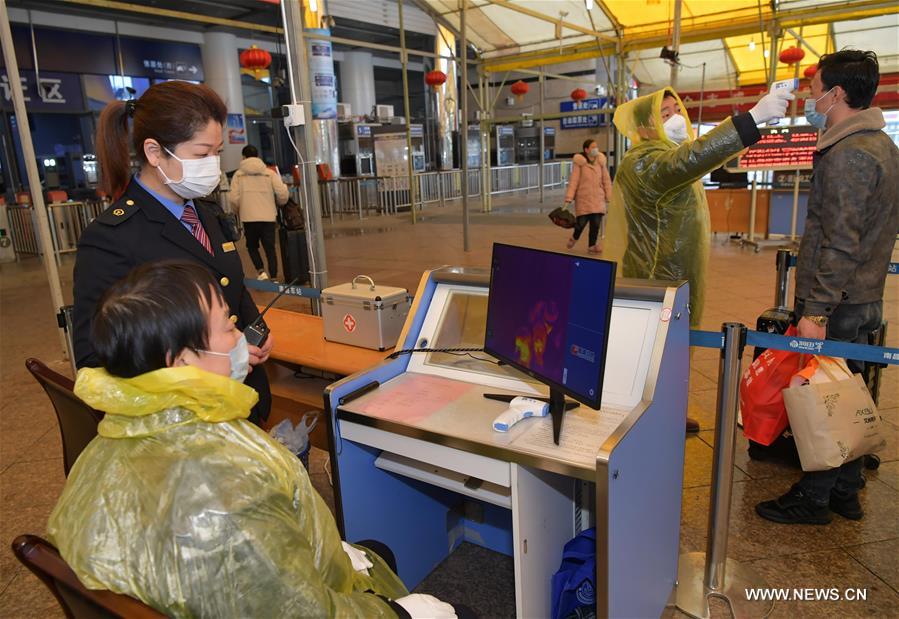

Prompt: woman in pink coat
xmin=564 ymin=139 xmax=613 ymax=253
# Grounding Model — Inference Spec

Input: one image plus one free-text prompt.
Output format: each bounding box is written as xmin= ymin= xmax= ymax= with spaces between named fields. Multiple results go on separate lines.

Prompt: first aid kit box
xmin=321 ymin=275 xmax=411 ymax=351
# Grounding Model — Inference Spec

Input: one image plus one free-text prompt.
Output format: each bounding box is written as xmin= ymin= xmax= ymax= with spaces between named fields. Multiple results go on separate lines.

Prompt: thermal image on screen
xmin=485 ymin=244 xmax=615 ymax=406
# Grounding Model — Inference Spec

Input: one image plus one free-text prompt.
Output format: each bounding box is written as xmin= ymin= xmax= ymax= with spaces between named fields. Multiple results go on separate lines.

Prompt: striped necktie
xmin=180 ymin=204 xmax=213 ymax=255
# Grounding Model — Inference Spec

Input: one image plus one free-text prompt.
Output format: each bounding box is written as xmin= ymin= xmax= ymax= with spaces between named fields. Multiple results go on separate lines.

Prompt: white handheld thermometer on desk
xmin=767 ymin=78 xmax=799 ymax=125
xmin=493 ymin=397 xmax=549 ymax=432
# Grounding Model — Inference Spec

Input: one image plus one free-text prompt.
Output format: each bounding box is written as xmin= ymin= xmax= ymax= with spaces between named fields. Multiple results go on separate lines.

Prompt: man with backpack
xmin=230 ymin=145 xmax=289 ymax=280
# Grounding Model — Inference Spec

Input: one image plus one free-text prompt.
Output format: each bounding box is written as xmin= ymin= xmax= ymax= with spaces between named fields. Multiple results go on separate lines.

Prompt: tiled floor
xmin=1 ymin=188 xmax=896 ymax=617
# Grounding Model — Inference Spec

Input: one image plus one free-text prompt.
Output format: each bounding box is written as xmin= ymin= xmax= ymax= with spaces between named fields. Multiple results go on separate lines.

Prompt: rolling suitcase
xmin=752 ymin=306 xmax=794 ymax=360
xmin=748 ymin=306 xmax=800 ymax=464
xmin=279 ymin=226 xmax=310 ymax=285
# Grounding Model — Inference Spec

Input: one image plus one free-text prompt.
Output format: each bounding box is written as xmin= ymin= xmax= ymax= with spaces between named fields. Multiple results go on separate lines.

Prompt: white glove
xmin=748 ymin=90 xmax=795 ymax=125
xmin=395 ymin=594 xmax=458 ymax=619
xmin=341 ymin=541 xmax=374 ymax=574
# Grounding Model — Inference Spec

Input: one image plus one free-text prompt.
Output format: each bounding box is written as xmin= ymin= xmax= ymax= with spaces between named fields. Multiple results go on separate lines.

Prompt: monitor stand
xmin=550 ymin=388 xmax=572 ymax=445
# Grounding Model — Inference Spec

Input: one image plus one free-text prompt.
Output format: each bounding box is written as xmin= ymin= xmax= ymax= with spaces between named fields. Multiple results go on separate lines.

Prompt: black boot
xmin=756 ymin=485 xmax=832 ymax=525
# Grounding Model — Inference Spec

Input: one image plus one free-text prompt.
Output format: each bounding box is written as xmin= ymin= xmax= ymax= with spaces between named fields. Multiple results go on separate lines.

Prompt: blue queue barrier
xmin=243 ymin=278 xmax=321 ymax=298
xmin=691 ymin=328 xmax=899 ymax=365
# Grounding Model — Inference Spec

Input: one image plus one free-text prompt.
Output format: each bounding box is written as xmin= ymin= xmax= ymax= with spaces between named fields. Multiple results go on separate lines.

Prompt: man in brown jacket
xmin=230 ymin=145 xmax=290 ymax=280
xmin=757 ymin=50 xmax=899 ymax=526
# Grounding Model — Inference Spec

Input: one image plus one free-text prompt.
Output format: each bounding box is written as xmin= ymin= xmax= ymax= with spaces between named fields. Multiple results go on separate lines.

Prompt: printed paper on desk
xmin=353 ymin=374 xmax=474 ymax=424
xmin=511 ymin=408 xmax=629 ymax=468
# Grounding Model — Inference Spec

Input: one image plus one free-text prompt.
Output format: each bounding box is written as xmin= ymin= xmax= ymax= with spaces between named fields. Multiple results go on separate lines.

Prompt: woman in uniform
xmin=72 ymin=81 xmax=273 ymax=424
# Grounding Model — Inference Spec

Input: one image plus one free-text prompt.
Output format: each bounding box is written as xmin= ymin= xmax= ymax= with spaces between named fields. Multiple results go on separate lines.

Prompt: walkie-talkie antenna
xmin=251 ymin=277 xmax=301 ymax=324
xmin=243 ymin=277 xmax=303 ymax=348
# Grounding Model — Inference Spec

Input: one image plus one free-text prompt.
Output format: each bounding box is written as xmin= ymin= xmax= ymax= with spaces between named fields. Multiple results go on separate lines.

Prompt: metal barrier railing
xmin=5 ymin=200 xmax=107 ymax=258
xmin=678 ymin=324 xmax=898 ymax=617
xmin=9 ymin=163 xmax=573 ymax=255
xmin=317 ymin=162 xmax=573 ymax=219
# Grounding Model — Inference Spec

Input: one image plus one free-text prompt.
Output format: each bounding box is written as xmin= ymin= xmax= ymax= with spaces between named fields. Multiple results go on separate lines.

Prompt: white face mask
xmin=588 ymin=147 xmax=600 ymax=158
xmin=663 ymin=114 xmax=689 ymax=144
xmin=156 ymin=147 xmax=221 ymax=200
xmin=200 ymin=333 xmax=250 ymax=382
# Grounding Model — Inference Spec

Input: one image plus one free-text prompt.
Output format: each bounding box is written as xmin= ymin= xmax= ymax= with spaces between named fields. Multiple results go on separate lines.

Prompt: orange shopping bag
xmin=739 ymin=325 xmax=802 ymax=446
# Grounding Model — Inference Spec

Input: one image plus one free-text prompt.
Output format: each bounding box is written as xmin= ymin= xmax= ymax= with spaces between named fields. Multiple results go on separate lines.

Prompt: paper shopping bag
xmin=783 ymin=356 xmax=887 ymax=472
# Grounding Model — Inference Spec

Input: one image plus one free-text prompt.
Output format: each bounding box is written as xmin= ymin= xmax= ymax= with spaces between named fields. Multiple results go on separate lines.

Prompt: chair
xmin=11 ymin=535 xmax=166 ymax=619
xmin=47 ymin=190 xmax=69 ymax=203
xmin=25 ymin=358 xmax=103 ymax=476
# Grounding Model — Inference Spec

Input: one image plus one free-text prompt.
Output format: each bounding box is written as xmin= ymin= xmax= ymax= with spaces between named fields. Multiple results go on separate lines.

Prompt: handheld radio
xmin=244 ymin=277 xmax=301 ymax=347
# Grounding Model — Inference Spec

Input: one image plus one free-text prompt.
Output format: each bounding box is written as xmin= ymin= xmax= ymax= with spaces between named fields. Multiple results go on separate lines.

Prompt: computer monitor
xmin=484 ymin=243 xmax=616 ymax=443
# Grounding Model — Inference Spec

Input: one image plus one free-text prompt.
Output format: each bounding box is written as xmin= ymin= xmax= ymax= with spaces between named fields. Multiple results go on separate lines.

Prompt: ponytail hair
xmin=95 ymin=82 xmax=228 ymax=200
xmin=96 ymin=100 xmax=131 ymax=199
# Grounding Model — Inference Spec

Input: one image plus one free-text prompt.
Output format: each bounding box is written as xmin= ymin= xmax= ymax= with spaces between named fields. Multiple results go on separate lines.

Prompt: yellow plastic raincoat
xmin=47 ymin=366 xmax=408 ymax=618
xmin=607 ymin=89 xmax=751 ymax=327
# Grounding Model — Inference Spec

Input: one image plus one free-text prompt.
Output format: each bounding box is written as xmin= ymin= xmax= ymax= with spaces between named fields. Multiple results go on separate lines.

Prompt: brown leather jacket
xmin=796 ymin=107 xmax=899 ymax=316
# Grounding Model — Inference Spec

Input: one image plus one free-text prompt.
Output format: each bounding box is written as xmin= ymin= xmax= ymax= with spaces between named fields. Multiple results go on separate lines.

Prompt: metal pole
xmin=614 ymin=50 xmax=627 ymax=172
xmin=478 ymin=73 xmax=488 ymax=213
xmin=790 ymin=171 xmax=800 ymax=242
xmin=460 ymin=0 xmax=470 ymax=251
xmin=747 ymin=177 xmax=758 ymax=246
xmin=704 ymin=322 xmax=745 ymax=591
xmin=398 ymin=0 xmax=418 ymax=224
xmin=0 ymin=0 xmax=68 ymax=357
xmin=539 ymin=68 xmax=545 ymax=204
xmin=280 ymin=0 xmax=328 ymax=311
xmin=669 ymin=0 xmax=682 ymax=89
xmin=767 ymin=24 xmax=780 ymax=87
xmin=774 ymin=248 xmax=792 ymax=308
xmin=697 ymin=62 xmax=706 ymax=131
xmin=676 ymin=322 xmax=772 ymax=619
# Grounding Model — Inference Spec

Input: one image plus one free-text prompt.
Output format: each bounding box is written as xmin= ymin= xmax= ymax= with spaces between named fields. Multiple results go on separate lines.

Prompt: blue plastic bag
xmin=551 ymin=528 xmax=597 ymax=619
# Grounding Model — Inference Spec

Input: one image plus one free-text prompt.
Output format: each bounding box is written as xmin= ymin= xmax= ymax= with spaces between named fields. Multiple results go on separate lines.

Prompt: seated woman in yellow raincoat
xmin=47 ymin=260 xmax=456 ymax=619
xmin=606 ymin=87 xmax=793 ymax=328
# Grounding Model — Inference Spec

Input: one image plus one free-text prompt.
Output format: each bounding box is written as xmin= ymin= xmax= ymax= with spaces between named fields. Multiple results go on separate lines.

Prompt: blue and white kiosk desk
xmin=324 ymin=267 xmax=690 ymax=618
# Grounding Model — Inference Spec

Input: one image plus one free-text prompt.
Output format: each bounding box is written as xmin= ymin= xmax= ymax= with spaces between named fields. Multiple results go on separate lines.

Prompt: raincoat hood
xmin=608 ymin=94 xmax=753 ymax=328
xmin=51 ymin=367 xmax=406 ymax=617
xmin=75 ymin=366 xmax=258 ymax=438
xmin=613 ymin=88 xmax=695 ymax=145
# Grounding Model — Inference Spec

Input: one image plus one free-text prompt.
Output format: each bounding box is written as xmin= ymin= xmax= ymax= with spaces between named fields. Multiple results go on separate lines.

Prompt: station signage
xmin=0 ymin=71 xmax=84 ymax=113
xmin=729 ymin=126 xmax=818 ymax=171
xmin=560 ymin=97 xmax=608 ymax=130
xmin=120 ymin=37 xmax=205 ymax=81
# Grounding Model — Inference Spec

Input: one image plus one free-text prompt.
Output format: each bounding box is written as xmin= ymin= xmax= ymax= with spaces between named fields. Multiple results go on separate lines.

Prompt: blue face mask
xmin=804 ymin=87 xmax=836 ymax=129
xmin=201 ymin=334 xmax=250 ymax=382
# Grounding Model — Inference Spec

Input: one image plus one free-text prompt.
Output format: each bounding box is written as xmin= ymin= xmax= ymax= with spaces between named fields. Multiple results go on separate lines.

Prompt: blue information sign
xmin=560 ymin=97 xmax=608 ymax=130
xmin=0 ymin=71 xmax=84 ymax=113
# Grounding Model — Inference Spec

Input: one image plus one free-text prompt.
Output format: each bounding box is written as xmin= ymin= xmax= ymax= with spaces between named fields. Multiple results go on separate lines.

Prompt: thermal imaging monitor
xmin=484 ymin=243 xmax=616 ymax=444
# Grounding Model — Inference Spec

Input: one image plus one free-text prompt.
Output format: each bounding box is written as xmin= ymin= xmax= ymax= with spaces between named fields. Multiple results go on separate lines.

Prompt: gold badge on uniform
xmin=113 ymin=208 xmax=125 ymax=216
xmin=221 ymin=241 xmax=236 ymax=252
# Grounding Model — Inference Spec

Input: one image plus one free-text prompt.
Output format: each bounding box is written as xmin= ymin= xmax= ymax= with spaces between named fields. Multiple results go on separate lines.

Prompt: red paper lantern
xmin=779 ymin=46 xmax=805 ymax=65
xmin=425 ymin=70 xmax=447 ymax=90
xmin=570 ymin=88 xmax=588 ymax=102
xmin=510 ymin=80 xmax=529 ymax=99
xmin=239 ymin=45 xmax=272 ymax=76
xmin=803 ymin=64 xmax=818 ymax=80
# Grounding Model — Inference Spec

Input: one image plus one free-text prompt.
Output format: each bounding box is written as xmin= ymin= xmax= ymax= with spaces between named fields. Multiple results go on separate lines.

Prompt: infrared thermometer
xmin=767 ymin=78 xmax=799 ymax=126
xmin=492 ymin=396 xmax=549 ymax=432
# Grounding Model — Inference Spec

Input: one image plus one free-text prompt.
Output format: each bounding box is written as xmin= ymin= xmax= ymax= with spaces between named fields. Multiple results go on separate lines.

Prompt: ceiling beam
xmin=57 ymin=0 xmax=283 ymax=33
xmin=481 ymin=0 xmax=897 ymax=73
xmin=477 ymin=0 xmax=617 ymax=44
xmin=408 ymin=0 xmax=463 ymax=39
